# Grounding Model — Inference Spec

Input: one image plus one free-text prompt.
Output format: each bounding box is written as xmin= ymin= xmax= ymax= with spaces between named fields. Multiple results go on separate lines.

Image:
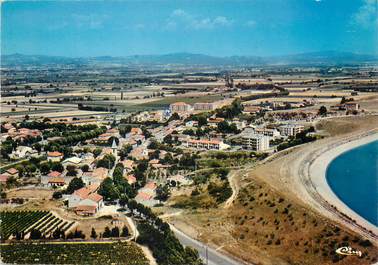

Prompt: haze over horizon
xmin=2 ymin=0 xmax=378 ymax=57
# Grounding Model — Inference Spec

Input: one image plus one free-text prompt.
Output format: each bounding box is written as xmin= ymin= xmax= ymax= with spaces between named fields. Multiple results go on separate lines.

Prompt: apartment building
xmin=193 ymin=102 xmax=215 ymax=111
xmin=183 ymin=138 xmax=230 ymax=150
xmin=169 ymin=102 xmax=192 ymax=113
xmin=254 ymin=128 xmax=281 ymax=139
xmin=279 ymin=124 xmax=305 ymax=137
xmin=242 ymin=134 xmax=270 ymax=151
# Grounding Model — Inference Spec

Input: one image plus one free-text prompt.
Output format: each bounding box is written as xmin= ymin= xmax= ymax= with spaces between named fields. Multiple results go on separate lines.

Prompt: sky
xmin=1 ymin=0 xmax=378 ymax=57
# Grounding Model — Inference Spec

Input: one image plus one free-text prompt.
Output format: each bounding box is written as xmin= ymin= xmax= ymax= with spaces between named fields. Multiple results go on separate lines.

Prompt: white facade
xmin=279 ymin=124 xmax=304 ymax=137
xmin=242 ymin=134 xmax=270 ymax=151
xmin=68 ymin=194 xmax=82 ymax=208
xmin=183 ymin=139 xmax=230 ymax=150
xmin=254 ymin=128 xmax=281 ymax=139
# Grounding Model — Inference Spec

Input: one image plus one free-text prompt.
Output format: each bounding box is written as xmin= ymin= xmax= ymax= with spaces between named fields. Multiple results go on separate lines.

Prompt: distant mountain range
xmin=2 ymin=51 xmax=378 ymax=67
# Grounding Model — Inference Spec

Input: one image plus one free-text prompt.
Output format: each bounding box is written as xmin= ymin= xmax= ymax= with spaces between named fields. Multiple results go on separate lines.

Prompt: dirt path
xmin=223 ymin=170 xmax=240 ymax=209
xmin=140 ymin=245 xmax=158 ymax=265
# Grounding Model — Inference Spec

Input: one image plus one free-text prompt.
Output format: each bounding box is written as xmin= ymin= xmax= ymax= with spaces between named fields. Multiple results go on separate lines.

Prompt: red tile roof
xmin=48 ymin=177 xmax=65 ymax=184
xmin=6 ymin=168 xmax=18 ymax=175
xmin=126 ymin=175 xmax=136 ymax=184
xmin=73 ymin=184 xmax=99 ymax=199
xmin=0 ymin=174 xmax=9 ymax=183
xmin=145 ymin=182 xmax=157 ymax=190
xmin=48 ymin=171 xmax=62 ymax=178
xmin=136 ymin=191 xmax=153 ymax=201
xmin=47 ymin=151 xmax=63 ymax=157
xmin=88 ymin=193 xmax=103 ymax=202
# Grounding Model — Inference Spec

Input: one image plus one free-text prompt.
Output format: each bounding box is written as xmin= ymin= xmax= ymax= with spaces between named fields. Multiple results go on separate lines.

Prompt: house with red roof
xmin=126 ymin=174 xmax=136 ymax=185
xmin=47 ymin=151 xmax=64 ymax=162
xmin=5 ymin=168 xmax=19 ymax=177
xmin=47 ymin=177 xmax=65 ymax=187
xmin=0 ymin=174 xmax=9 ymax=185
xmin=67 ymin=184 xmax=103 ymax=216
xmin=135 ymin=181 xmax=158 ymax=206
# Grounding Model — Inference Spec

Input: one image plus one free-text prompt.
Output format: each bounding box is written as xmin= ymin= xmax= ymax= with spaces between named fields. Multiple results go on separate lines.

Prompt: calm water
xmin=326 ymin=140 xmax=378 ymax=226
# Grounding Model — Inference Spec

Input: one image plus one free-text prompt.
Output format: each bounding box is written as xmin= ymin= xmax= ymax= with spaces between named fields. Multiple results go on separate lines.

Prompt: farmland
xmin=0 ymin=211 xmax=75 ymax=240
xmin=0 ymin=241 xmax=149 ymax=265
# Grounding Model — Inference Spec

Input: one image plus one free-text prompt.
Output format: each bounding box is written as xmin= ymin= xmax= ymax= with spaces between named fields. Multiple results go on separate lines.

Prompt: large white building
xmin=254 ymin=128 xmax=281 ymax=139
xmin=242 ymin=134 xmax=270 ymax=151
xmin=169 ymin=102 xmax=192 ymax=113
xmin=182 ymin=138 xmax=230 ymax=150
xmin=279 ymin=124 xmax=305 ymax=137
xmin=193 ymin=102 xmax=215 ymax=111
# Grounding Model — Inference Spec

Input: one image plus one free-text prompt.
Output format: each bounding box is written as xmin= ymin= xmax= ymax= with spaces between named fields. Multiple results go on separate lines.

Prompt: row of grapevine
xmin=0 ymin=211 xmax=76 ymax=240
xmin=0 ymin=211 xmax=49 ymax=240
xmin=1 ymin=242 xmax=149 ymax=265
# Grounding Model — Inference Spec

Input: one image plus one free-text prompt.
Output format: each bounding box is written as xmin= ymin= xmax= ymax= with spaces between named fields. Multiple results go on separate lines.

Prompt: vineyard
xmin=0 ymin=242 xmax=149 ymax=265
xmin=0 ymin=211 xmax=75 ymax=240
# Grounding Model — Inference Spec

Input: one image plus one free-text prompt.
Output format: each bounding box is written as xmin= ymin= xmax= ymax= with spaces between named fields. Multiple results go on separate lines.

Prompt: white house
xmin=47 ymin=151 xmax=64 ymax=162
xmin=62 ymin=157 xmax=82 ymax=167
xmin=67 ymin=184 xmax=103 ymax=216
xmin=11 ymin=146 xmax=38 ymax=159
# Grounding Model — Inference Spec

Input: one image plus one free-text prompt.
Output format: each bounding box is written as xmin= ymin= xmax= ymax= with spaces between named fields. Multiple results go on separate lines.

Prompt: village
xmin=0 ymin=88 xmax=363 ymax=215
xmin=1 ymin=64 xmax=376 ymax=265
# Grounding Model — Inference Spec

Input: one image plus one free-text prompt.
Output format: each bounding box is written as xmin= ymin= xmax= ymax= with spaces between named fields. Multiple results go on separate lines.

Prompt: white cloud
xmin=352 ymin=0 xmax=378 ymax=28
xmin=134 ymin=23 xmax=145 ymax=30
xmin=71 ymin=14 xmax=108 ymax=29
xmin=165 ymin=9 xmax=232 ymax=30
xmin=245 ymin=20 xmax=256 ymax=27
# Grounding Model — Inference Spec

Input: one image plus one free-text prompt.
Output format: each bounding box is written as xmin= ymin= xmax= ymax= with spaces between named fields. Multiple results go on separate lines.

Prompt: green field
xmin=0 ymin=242 xmax=149 ymax=265
xmin=137 ymin=94 xmax=225 ymax=109
xmin=75 ymin=94 xmax=225 ymax=112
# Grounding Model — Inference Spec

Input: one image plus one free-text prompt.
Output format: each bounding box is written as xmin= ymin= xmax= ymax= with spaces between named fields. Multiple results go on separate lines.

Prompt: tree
xmin=96 ymin=154 xmax=116 ymax=169
xmin=40 ymin=162 xmax=51 ymax=175
xmin=98 ymin=177 xmax=120 ymax=201
xmin=93 ymin=148 xmax=102 ymax=158
xmin=318 ymin=106 xmax=327 ymax=116
xmin=81 ymin=164 xmax=89 ymax=172
xmin=103 ymin=226 xmax=111 ymax=238
xmin=155 ymin=184 xmax=170 ymax=202
xmin=30 ymin=229 xmax=42 ymax=240
xmin=111 ymin=226 xmax=120 ymax=237
xmin=66 ymin=165 xmax=78 ymax=177
xmin=52 ymin=228 xmax=64 ymax=239
xmin=119 ymin=194 xmax=129 ymax=208
xmin=121 ymin=226 xmax=129 ymax=237
xmin=52 ymin=191 xmax=62 ymax=199
xmin=90 ymin=228 xmax=98 ymax=239
xmin=51 ymin=162 xmax=64 ymax=173
xmin=66 ymin=177 xmax=84 ymax=194
xmin=168 ymin=112 xmax=180 ymax=122
xmin=119 ymin=144 xmax=132 ymax=160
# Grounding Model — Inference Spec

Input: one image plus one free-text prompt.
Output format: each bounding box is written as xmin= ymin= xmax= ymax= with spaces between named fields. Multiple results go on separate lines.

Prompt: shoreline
xmin=308 ymin=131 xmax=378 ymax=236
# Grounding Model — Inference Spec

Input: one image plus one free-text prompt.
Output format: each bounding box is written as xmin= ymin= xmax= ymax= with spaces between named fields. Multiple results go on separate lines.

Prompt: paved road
xmin=170 ymin=225 xmax=245 ymax=265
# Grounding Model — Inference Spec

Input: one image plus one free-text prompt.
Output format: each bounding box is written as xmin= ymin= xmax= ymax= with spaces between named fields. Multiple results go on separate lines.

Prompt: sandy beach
xmin=305 ymin=131 xmax=378 ymax=237
xmin=246 ymin=116 xmax=378 ymax=245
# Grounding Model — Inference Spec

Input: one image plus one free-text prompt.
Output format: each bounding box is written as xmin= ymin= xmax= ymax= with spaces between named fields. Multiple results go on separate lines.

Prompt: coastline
xmin=308 ymin=132 xmax=378 ymax=235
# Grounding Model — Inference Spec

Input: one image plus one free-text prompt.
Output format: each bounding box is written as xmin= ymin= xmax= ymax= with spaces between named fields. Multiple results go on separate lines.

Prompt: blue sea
xmin=326 ymin=140 xmax=378 ymax=226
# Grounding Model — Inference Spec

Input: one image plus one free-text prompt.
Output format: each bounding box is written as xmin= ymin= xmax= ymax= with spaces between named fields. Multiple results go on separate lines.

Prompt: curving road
xmin=170 ymin=225 xmax=246 ymax=265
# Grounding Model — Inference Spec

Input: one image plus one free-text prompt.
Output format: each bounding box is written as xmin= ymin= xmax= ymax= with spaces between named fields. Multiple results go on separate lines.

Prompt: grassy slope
xmin=170 ymin=175 xmax=377 ymax=265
